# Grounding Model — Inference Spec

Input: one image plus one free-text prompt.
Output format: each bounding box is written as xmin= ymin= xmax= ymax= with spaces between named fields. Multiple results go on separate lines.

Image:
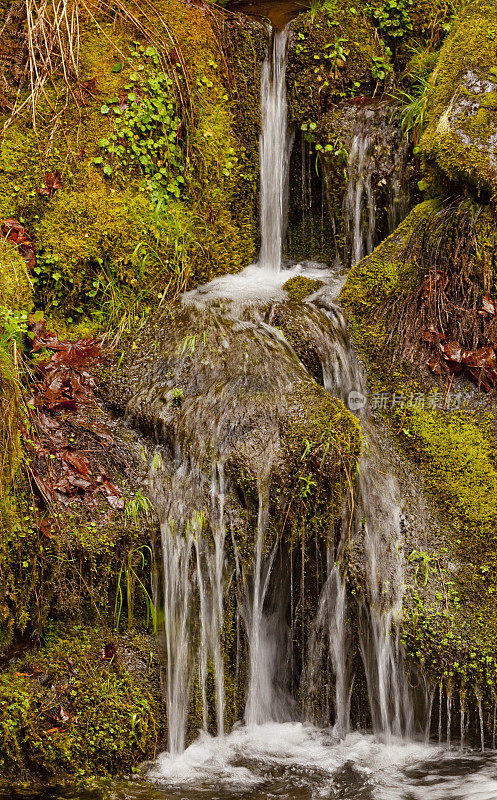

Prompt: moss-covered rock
xmin=420 ymin=0 xmax=497 ymax=197
xmin=287 ymin=1 xmax=386 ymax=127
xmin=341 ymin=198 xmax=497 ymax=697
xmin=282 ymin=275 xmax=324 ymax=301
xmin=0 ymin=625 xmax=162 ymax=781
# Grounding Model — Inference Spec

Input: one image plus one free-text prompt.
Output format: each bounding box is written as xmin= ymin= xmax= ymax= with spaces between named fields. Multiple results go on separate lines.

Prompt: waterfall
xmin=144 ymin=17 xmax=414 ymax=758
xmin=341 ymin=102 xmax=411 ymax=267
xmin=258 ymin=26 xmax=292 ymax=272
xmin=344 ymin=132 xmax=375 ymax=267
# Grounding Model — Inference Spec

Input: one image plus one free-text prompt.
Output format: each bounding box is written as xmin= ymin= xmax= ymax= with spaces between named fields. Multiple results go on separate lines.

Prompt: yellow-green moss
xmin=341 ymin=198 xmax=497 ymax=689
xmin=0 ymin=0 xmax=260 ymax=319
xmin=420 ymin=0 xmax=497 ymax=195
xmin=283 ymin=276 xmax=325 ymax=301
xmin=0 ymin=240 xmax=31 ymax=312
xmin=0 ymin=625 xmax=162 ymax=780
xmin=288 ymin=1 xmax=385 ymax=126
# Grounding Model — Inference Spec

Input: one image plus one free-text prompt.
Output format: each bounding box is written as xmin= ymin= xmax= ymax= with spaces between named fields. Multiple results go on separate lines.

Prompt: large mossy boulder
xmin=107 ymin=301 xmax=361 ymax=554
xmin=420 ymin=0 xmax=497 ymax=196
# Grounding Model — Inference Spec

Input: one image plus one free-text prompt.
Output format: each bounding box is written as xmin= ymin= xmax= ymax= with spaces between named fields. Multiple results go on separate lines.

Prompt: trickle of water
xmin=424 ymin=683 xmax=434 ymax=743
xmin=160 ymin=519 xmax=195 ymax=755
xmin=447 ymin=694 xmax=452 ymax=750
xmin=478 ymin=698 xmax=485 ymax=753
xmin=344 ymin=132 xmax=375 ymax=267
xmin=304 ymin=559 xmax=350 ymax=734
xmin=243 ymin=474 xmax=283 ymax=726
xmin=258 ymin=26 xmax=293 ymax=271
xmin=340 ymin=102 xmax=412 ymax=267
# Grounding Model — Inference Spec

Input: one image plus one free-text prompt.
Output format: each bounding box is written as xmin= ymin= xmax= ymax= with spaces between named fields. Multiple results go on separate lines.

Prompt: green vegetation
xmin=0 ymin=625 xmax=161 ymax=780
xmin=341 ymin=198 xmax=497 ymax=696
xmin=420 ymin=0 xmax=497 ymax=195
xmin=283 ymin=276 xmax=325 ymax=301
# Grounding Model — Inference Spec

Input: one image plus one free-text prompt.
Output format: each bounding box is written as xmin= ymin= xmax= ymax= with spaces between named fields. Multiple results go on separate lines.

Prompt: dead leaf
xmin=480 ymin=294 xmax=496 ymax=318
xmin=37 ymin=171 xmax=62 ymax=198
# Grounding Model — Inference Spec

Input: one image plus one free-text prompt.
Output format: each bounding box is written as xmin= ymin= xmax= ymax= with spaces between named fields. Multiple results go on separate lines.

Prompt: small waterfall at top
xmin=341 ymin=102 xmax=411 ymax=267
xmin=258 ymin=26 xmax=293 ymax=271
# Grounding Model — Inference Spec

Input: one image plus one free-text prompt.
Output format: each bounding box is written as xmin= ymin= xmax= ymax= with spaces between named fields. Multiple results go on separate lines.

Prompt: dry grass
xmin=2 ymin=0 xmax=201 ymax=136
xmin=381 ymin=196 xmax=497 ymax=363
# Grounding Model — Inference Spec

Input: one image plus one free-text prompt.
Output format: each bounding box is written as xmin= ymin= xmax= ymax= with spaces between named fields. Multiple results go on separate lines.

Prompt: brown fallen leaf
xmin=37 ymin=170 xmax=62 ymax=198
xmin=479 ymin=293 xmax=496 ymax=318
xmin=427 ymin=356 xmax=443 ymax=375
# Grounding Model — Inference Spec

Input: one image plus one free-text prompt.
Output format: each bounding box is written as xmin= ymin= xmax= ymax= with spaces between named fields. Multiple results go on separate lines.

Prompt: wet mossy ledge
xmin=341 ymin=199 xmax=497 ymax=703
xmin=0 ymin=625 xmax=162 ymax=782
xmin=420 ymin=0 xmax=497 ymax=197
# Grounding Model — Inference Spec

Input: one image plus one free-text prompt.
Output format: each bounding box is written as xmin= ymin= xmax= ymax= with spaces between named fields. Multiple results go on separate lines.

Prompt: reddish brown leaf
xmin=462 ymin=345 xmax=497 ymax=370
xmin=422 ymin=324 xmax=446 ymax=343
xmin=1 ymin=218 xmax=30 ymax=244
xmin=440 ymin=340 xmax=463 ymax=363
xmin=100 ymin=641 xmax=117 ymax=661
xmin=37 ymin=171 xmax=62 ymax=197
xmin=97 ymin=474 xmax=125 ymax=509
xmin=61 ymin=450 xmax=92 ymax=476
xmin=31 ymin=470 xmax=55 ymax=505
xmin=39 ymin=518 xmax=54 ymax=538
xmin=427 ymin=356 xmax=442 ymax=375
xmin=480 ymin=294 xmax=496 ymax=318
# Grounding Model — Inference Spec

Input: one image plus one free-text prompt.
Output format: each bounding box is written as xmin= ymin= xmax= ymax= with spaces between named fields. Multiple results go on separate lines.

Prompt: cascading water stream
xmin=258 ymin=26 xmax=292 ymax=271
xmin=147 ymin=14 xmax=414 ymax=764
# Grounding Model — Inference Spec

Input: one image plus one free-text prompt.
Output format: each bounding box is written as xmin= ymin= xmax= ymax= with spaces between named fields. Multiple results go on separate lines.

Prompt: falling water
xmin=344 ymin=132 xmax=375 ymax=266
xmin=341 ymin=102 xmax=412 ymax=267
xmin=243 ymin=475 xmax=283 ymax=726
xmin=258 ymin=26 xmax=292 ymax=271
xmin=160 ymin=519 xmax=195 ymax=754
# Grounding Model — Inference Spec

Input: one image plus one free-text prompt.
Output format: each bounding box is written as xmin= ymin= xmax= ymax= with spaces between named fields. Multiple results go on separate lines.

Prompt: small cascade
xmin=142 ymin=10 xmax=415 ymax=763
xmin=160 ymin=519 xmax=195 ymax=754
xmin=340 ymin=101 xmax=412 ymax=267
xmin=258 ymin=26 xmax=293 ymax=271
xmin=344 ymin=131 xmax=375 ymax=266
xmin=304 ymin=559 xmax=350 ymax=734
xmin=243 ymin=475 xmax=282 ymax=725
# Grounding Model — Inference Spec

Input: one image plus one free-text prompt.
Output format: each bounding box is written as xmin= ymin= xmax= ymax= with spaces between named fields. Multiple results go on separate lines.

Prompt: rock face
xmin=420 ymin=0 xmax=497 ymax=194
xmin=107 ymin=300 xmax=360 ymax=554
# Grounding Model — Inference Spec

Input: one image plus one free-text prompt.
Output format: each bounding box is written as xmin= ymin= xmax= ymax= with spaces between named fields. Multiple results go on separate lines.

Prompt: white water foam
xmin=146 ymin=723 xmax=497 ymax=799
xmin=183 ymin=261 xmax=340 ymax=306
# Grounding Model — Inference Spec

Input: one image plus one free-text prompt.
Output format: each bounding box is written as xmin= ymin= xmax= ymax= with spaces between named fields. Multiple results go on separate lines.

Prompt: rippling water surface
xmin=5 ymin=724 xmax=497 ymax=800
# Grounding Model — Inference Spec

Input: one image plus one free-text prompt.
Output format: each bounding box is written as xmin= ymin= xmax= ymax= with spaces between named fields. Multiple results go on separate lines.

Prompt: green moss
xmin=0 ymin=0 xmax=260 ymax=320
xmin=420 ymin=0 xmax=497 ymax=195
xmin=283 ymin=276 xmax=325 ymax=302
xmin=341 ymin=198 xmax=497 ymax=693
xmin=288 ymin=1 xmax=385 ymax=128
xmin=0 ymin=625 xmax=162 ymax=780
xmin=0 ymin=239 xmax=32 ymax=547
xmin=341 ymin=199 xmax=438 ymax=315
xmin=0 ymin=240 xmax=31 ymax=312
xmin=278 ymin=382 xmax=361 ymax=546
